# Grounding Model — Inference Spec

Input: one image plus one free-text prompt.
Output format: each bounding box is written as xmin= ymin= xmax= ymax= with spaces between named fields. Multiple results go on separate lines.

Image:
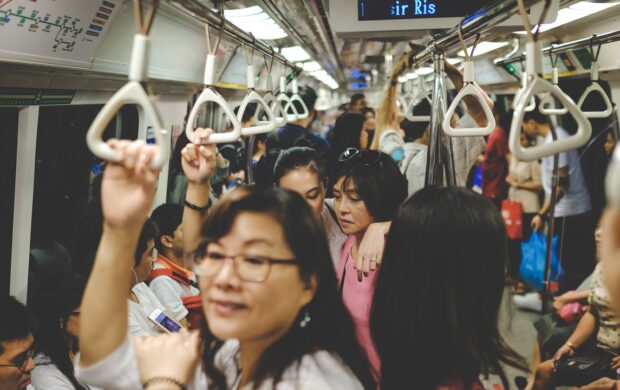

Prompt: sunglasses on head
xmin=338 ymin=148 xmax=382 ymax=167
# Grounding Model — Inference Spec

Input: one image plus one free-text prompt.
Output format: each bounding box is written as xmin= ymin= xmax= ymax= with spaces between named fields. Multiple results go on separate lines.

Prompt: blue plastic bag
xmin=520 ymin=232 xmax=563 ymax=291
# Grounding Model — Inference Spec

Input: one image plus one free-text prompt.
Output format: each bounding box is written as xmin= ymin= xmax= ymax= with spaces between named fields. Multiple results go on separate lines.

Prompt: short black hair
xmin=234 ymin=103 xmax=258 ymax=124
xmin=350 ymin=93 xmax=366 ymax=106
xmin=151 ymin=204 xmax=183 ymax=253
xmin=134 ymin=218 xmax=157 ymax=267
xmin=0 ymin=296 xmax=36 ymax=354
xmin=335 ymin=151 xmax=408 ymax=222
xmin=401 ymin=99 xmax=431 ymax=142
xmin=360 ymin=107 xmax=375 ymax=117
xmin=523 ymin=107 xmax=549 ymax=125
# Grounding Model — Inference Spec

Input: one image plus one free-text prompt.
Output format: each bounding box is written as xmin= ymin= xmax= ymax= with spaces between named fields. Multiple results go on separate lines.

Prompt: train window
xmin=0 ymin=108 xmax=19 ymax=297
xmin=28 ymin=104 xmax=138 ymax=297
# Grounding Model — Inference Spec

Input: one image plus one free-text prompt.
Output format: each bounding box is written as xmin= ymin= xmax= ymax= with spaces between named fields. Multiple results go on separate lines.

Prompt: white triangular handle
xmin=258 ymin=91 xmax=285 ymax=126
xmin=513 ymin=73 xmax=536 ymax=112
xmin=239 ymin=90 xmax=277 ymax=136
xmin=539 ymin=92 xmax=568 ymax=115
xmin=185 ymin=87 xmax=242 ymax=144
xmin=405 ymin=95 xmax=432 ymax=122
xmin=510 ymin=77 xmax=592 ymax=161
xmin=290 ymin=79 xmax=309 ymax=120
xmin=442 ymin=83 xmax=495 ymax=137
xmin=577 ymin=81 xmax=613 ymax=119
xmin=605 ymin=145 xmax=620 ymax=206
xmin=278 ymin=76 xmax=298 ymax=122
xmin=86 ymin=81 xmax=168 ymax=169
xmin=397 ymin=95 xmax=408 ymax=116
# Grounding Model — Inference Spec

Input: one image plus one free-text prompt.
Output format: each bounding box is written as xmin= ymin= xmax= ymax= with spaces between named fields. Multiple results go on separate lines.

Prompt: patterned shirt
xmin=589 ymin=263 xmax=620 ymax=352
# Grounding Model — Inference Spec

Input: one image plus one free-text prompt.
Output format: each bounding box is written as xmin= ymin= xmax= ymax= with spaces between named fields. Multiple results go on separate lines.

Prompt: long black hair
xmin=370 ymin=186 xmax=527 ymax=390
xmin=197 ymin=186 xmax=375 ymax=389
xmin=273 ymin=146 xmax=328 ymax=189
xmin=32 ymin=282 xmax=87 ymax=390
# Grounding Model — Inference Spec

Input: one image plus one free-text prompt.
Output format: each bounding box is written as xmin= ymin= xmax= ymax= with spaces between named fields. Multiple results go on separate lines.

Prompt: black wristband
xmin=143 ymin=377 xmax=187 ymax=390
xmin=537 ymin=212 xmax=548 ymax=221
xmin=184 ymin=198 xmax=211 ymax=212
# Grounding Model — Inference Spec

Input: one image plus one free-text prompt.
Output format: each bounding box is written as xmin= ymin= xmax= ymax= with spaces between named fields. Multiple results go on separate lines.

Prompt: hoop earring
xmin=299 ymin=310 xmax=311 ymax=328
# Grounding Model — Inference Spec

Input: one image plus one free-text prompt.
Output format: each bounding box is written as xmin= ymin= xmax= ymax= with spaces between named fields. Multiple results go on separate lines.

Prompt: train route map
xmin=0 ymin=0 xmax=121 ymax=64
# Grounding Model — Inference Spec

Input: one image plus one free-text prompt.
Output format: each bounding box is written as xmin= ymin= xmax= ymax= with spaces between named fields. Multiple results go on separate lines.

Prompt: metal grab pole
xmin=543 ymin=127 xmax=560 ymax=312
xmin=425 ymin=51 xmax=456 ymax=187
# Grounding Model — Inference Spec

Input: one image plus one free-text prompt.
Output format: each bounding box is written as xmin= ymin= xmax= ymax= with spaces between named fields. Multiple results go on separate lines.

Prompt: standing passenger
xmin=371 ymin=187 xmax=527 ymax=389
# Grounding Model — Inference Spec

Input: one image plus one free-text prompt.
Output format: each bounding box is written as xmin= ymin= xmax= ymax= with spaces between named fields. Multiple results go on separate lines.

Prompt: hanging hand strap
xmin=278 ymin=74 xmax=298 ymax=122
xmin=510 ymin=0 xmax=591 ymax=161
xmin=405 ymin=76 xmax=432 ymax=122
xmin=289 ymin=77 xmax=310 ymax=120
xmin=443 ymin=25 xmax=495 ymax=137
xmin=577 ymin=37 xmax=613 ymax=118
xmin=86 ymin=0 xmax=168 ymax=169
xmin=540 ymin=46 xmax=569 ymax=116
xmin=257 ymin=49 xmax=285 ymax=126
xmin=185 ymin=10 xmax=242 ymax=144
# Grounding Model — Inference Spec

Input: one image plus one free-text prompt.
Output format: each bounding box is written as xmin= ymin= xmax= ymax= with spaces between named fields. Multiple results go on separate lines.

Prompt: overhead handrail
xmin=277 ymin=75 xmax=298 ymax=122
xmin=405 ymin=75 xmax=432 ymax=123
xmin=290 ymin=77 xmax=309 ymax=120
xmin=443 ymin=25 xmax=495 ymax=137
xmin=539 ymin=46 xmax=568 ymax=116
xmin=185 ymin=11 xmax=242 ymax=144
xmin=577 ymin=38 xmax=613 ymax=119
xmin=256 ymin=49 xmax=285 ymax=126
xmin=237 ymin=37 xmax=277 ymax=136
xmin=509 ymin=0 xmax=591 ymax=162
xmin=86 ymin=0 xmax=168 ymax=168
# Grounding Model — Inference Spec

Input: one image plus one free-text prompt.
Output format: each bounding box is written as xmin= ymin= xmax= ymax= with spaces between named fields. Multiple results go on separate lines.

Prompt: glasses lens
xmin=338 ymin=147 xmax=360 ymax=162
xmin=237 ymin=256 xmax=270 ymax=282
xmin=194 ymin=251 xmax=225 ymax=277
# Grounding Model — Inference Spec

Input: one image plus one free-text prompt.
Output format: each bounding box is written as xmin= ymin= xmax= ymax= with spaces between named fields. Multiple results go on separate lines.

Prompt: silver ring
xmin=370 ymin=258 xmax=377 ymax=263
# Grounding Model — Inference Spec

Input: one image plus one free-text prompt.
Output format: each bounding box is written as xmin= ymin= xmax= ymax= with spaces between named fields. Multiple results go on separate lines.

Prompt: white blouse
xmin=75 ymin=338 xmax=364 ymax=390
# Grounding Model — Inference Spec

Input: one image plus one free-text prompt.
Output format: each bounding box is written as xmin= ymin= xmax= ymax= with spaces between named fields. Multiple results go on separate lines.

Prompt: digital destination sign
xmin=358 ymin=0 xmax=492 ymax=21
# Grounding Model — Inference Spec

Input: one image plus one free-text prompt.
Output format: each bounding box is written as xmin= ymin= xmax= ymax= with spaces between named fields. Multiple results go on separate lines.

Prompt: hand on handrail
xmin=86 ymin=1 xmax=168 ymax=170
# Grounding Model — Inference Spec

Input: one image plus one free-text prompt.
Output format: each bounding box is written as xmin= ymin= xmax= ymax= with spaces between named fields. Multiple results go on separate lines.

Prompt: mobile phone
xmin=148 ymin=309 xmax=182 ymax=333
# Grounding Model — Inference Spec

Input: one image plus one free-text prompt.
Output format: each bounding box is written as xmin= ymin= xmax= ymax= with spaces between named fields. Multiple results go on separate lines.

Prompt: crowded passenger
xmin=349 ymin=93 xmax=367 ymax=113
xmin=371 ymin=186 xmax=528 ymax=389
xmin=76 ymin=133 xmax=375 ymax=389
xmin=149 ymin=204 xmax=199 ymax=328
xmin=359 ymin=107 xmax=376 ymax=150
xmin=522 ymin=110 xmax=595 ymax=292
xmin=0 ymin=297 xmax=36 ymax=390
xmin=480 ymin=109 xmax=510 ymax=210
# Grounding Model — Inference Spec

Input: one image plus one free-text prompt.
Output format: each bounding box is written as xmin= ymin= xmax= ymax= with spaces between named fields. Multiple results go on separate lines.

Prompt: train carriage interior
xmin=3 ymin=0 xmax=620 ymax=389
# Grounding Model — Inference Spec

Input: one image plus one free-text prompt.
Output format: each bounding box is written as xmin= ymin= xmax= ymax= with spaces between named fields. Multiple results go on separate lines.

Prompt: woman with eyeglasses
xmin=76 ymin=131 xmax=375 ymax=390
xmin=333 ymin=148 xmax=408 ymax=380
xmin=274 ymin=146 xmax=391 ymax=272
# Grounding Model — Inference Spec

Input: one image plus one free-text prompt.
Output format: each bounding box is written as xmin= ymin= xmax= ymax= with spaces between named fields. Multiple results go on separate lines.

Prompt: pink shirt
xmin=336 ymin=235 xmax=381 ymax=381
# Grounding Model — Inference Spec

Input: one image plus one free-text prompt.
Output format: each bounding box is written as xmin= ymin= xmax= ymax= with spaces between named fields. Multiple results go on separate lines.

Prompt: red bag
xmin=501 ymin=199 xmax=523 ymax=240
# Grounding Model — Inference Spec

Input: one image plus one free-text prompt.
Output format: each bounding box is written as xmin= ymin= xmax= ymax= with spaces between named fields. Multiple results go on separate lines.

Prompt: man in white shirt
xmin=0 ymin=297 xmax=36 ymax=390
xmin=523 ymin=110 xmax=595 ymax=292
xmin=149 ymin=204 xmax=199 ymax=327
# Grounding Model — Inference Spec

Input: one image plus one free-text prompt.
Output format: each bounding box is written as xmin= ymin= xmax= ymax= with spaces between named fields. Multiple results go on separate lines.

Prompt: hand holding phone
xmin=148 ymin=309 xmax=182 ymax=333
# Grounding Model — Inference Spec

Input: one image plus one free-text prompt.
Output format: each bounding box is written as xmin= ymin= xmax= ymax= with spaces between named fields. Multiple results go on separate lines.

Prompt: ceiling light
xmin=406 ymin=72 xmax=418 ymax=80
xmin=515 ymin=2 xmax=618 ymax=34
xmin=224 ymin=6 xmax=288 ymax=40
xmin=397 ymin=76 xmax=408 ymax=83
xmin=281 ymin=46 xmax=311 ymax=62
xmin=416 ymin=67 xmax=434 ymax=76
xmin=456 ymin=41 xmax=511 ymax=57
xmin=302 ymin=61 xmax=322 ymax=72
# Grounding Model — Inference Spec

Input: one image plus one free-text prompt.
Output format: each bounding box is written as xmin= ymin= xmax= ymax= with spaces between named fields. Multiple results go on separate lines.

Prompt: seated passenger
xmin=128 ymin=220 xmax=170 ymax=336
xmin=0 ymin=296 xmax=36 ymax=390
xmin=371 ymin=186 xmax=527 ymax=389
xmin=333 ymin=148 xmax=408 ymax=379
xmin=76 ymin=133 xmax=375 ymax=390
xmin=274 ymin=146 xmax=390 ymax=271
xmin=149 ymin=203 xmax=199 ymax=327
xmin=30 ymin=284 xmax=99 ymax=390
xmin=532 ymin=260 xmax=620 ymax=389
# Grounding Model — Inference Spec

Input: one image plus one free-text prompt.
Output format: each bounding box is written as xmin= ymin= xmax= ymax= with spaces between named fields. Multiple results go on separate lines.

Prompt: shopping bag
xmin=501 ymin=199 xmax=523 ymax=240
xmin=520 ymin=232 xmax=563 ymax=291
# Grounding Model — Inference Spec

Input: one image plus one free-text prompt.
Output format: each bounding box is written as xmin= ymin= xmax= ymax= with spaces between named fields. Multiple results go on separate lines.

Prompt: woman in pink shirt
xmin=332 ymin=148 xmax=408 ymax=380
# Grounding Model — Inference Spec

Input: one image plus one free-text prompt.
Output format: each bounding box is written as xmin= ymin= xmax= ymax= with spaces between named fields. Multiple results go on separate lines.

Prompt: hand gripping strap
xmin=443 ymin=83 xmax=495 ymax=137
xmin=86 ymin=34 xmax=168 ymax=169
xmin=290 ymin=79 xmax=309 ymax=120
xmin=577 ymin=80 xmax=613 ymax=119
xmin=239 ymin=90 xmax=277 ymax=136
xmin=185 ymin=54 xmax=242 ymax=144
xmin=509 ymin=77 xmax=592 ymax=162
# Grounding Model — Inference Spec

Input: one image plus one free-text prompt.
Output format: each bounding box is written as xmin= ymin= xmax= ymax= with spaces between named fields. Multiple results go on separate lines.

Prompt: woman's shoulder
xmin=274 ymin=350 xmax=364 ymax=390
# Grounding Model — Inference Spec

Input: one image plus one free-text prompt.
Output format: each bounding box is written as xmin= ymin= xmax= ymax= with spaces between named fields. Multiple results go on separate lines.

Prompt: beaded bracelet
xmin=143 ymin=377 xmax=188 ymax=390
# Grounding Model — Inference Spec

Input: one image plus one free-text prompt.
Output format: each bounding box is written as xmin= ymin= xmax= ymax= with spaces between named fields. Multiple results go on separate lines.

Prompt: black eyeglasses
xmin=338 ymin=148 xmax=382 ymax=167
xmin=0 ymin=346 xmax=35 ymax=372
